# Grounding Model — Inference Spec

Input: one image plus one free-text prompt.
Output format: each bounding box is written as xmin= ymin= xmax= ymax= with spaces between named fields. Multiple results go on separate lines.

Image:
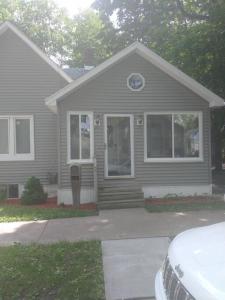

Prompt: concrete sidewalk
xmin=0 ymin=208 xmax=225 ymax=245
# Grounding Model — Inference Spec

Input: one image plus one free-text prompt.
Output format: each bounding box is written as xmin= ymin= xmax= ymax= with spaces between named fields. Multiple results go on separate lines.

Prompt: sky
xmin=54 ymin=0 xmax=95 ymax=16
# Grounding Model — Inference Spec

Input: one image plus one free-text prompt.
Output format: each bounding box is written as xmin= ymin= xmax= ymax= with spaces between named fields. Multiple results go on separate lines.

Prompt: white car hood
xmin=169 ymin=222 xmax=225 ymax=300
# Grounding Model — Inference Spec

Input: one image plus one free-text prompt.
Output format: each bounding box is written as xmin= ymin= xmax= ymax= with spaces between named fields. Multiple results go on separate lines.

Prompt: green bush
xmin=0 ymin=185 xmax=7 ymax=202
xmin=0 ymin=191 xmax=7 ymax=202
xmin=21 ymin=177 xmax=47 ymax=205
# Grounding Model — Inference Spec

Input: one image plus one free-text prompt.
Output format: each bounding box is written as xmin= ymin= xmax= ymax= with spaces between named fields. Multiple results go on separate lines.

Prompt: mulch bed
xmin=145 ymin=195 xmax=223 ymax=206
xmin=2 ymin=197 xmax=97 ymax=211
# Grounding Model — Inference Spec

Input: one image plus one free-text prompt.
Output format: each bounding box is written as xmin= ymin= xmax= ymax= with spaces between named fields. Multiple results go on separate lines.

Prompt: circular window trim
xmin=127 ymin=73 xmax=145 ymax=92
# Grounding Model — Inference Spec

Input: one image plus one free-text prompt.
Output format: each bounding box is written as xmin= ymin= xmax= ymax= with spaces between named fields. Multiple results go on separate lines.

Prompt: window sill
xmin=67 ymin=159 xmax=94 ymax=165
xmin=0 ymin=155 xmax=34 ymax=161
xmin=144 ymin=158 xmax=204 ymax=163
xmin=104 ymin=175 xmax=135 ymax=179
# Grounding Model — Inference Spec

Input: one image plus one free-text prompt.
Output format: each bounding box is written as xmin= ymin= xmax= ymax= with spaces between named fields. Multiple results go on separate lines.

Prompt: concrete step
xmin=98 ymin=186 xmax=141 ymax=193
xmin=98 ymin=192 xmax=144 ymax=201
xmin=97 ymin=198 xmax=145 ymax=210
xmin=99 ymin=189 xmax=143 ymax=196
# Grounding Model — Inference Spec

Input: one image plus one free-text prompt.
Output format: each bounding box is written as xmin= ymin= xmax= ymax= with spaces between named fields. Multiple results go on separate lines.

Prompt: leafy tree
xmin=65 ymin=10 xmax=110 ymax=67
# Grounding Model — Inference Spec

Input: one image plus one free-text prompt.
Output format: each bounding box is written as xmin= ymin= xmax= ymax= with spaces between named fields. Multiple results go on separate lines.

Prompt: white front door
xmin=104 ymin=114 xmax=134 ymax=178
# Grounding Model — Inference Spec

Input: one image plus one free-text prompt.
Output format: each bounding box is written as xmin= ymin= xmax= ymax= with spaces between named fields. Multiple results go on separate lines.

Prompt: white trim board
xmin=57 ymin=188 xmax=95 ymax=205
xmin=142 ymin=185 xmax=212 ymax=198
xmin=0 ymin=21 xmax=72 ymax=84
xmin=45 ymin=41 xmax=225 ymax=112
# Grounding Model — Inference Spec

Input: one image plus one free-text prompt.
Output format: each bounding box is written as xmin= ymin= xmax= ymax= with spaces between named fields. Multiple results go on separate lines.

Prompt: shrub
xmin=0 ymin=185 xmax=7 ymax=202
xmin=21 ymin=177 xmax=47 ymax=205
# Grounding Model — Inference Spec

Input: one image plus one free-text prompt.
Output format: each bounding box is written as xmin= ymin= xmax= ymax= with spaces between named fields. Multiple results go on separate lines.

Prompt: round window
xmin=127 ymin=73 xmax=145 ymax=91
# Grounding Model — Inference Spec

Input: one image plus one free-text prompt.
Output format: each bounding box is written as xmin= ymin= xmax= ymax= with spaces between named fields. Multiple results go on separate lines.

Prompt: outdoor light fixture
xmin=94 ymin=115 xmax=101 ymax=126
xmin=137 ymin=115 xmax=144 ymax=125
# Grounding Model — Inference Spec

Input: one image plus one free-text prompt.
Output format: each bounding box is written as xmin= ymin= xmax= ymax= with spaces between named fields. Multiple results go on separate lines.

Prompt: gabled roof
xmin=45 ymin=41 xmax=224 ymax=113
xmin=0 ymin=21 xmax=72 ymax=83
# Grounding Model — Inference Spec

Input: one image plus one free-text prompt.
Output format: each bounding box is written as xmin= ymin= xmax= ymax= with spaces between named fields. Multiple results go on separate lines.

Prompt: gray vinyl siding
xmin=0 ymin=29 xmax=67 ymax=185
xmin=58 ymin=53 xmax=211 ymax=190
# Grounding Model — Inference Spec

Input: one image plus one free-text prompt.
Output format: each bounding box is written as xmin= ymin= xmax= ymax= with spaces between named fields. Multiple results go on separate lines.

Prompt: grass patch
xmin=0 ymin=241 xmax=105 ymax=300
xmin=146 ymin=201 xmax=225 ymax=213
xmin=0 ymin=205 xmax=97 ymax=222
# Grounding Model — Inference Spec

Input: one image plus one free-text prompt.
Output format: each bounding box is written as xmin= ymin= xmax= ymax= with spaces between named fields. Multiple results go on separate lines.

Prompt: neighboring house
xmin=0 ymin=22 xmax=224 ymax=208
xmin=0 ymin=22 xmax=72 ymax=199
xmin=63 ymin=67 xmax=90 ymax=80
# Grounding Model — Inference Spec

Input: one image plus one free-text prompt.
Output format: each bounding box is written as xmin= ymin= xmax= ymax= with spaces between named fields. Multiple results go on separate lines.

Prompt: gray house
xmin=0 ymin=22 xmax=224 ymax=208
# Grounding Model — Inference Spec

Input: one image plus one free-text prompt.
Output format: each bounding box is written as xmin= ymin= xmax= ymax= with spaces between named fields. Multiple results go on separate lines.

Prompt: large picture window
xmin=0 ymin=115 xmax=34 ymax=161
xmin=68 ymin=112 xmax=93 ymax=163
xmin=145 ymin=112 xmax=203 ymax=162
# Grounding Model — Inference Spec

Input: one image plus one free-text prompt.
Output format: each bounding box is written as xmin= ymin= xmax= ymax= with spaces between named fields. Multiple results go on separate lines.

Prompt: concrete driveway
xmin=102 ymin=237 xmax=169 ymax=300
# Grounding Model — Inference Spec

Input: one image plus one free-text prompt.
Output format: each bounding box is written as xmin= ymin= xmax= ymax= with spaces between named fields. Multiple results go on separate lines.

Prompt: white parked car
xmin=155 ymin=222 xmax=225 ymax=300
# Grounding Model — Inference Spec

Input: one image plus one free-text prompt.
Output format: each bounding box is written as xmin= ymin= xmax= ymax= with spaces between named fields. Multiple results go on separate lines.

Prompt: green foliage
xmin=146 ymin=201 xmax=225 ymax=213
xmin=0 ymin=190 xmax=7 ymax=202
xmin=0 ymin=205 xmax=97 ymax=222
xmin=21 ymin=176 xmax=47 ymax=205
xmin=66 ymin=9 xmax=110 ymax=67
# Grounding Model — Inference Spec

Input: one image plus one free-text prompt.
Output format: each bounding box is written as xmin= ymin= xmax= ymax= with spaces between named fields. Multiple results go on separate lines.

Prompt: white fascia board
xmin=45 ymin=41 xmax=225 ymax=111
xmin=0 ymin=21 xmax=72 ymax=83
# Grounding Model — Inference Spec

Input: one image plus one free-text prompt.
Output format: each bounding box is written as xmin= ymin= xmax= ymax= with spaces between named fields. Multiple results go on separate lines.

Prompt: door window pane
xmin=70 ymin=115 xmax=80 ymax=159
xmin=174 ymin=114 xmax=199 ymax=157
xmin=16 ymin=119 xmax=30 ymax=154
xmin=107 ymin=116 xmax=131 ymax=176
xmin=81 ymin=115 xmax=91 ymax=159
xmin=0 ymin=119 xmax=9 ymax=154
xmin=147 ymin=115 xmax=172 ymax=158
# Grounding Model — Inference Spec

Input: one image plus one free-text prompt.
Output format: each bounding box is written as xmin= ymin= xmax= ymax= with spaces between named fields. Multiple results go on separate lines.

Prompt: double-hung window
xmin=0 ymin=115 xmax=34 ymax=161
xmin=68 ymin=112 xmax=94 ymax=163
xmin=145 ymin=112 xmax=203 ymax=162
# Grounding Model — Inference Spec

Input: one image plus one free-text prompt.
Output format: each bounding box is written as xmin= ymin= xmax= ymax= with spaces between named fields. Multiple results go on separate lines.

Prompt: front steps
xmin=97 ymin=185 xmax=145 ymax=209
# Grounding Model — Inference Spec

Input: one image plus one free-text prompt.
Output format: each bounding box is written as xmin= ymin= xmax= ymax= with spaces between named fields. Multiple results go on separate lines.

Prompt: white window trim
xmin=0 ymin=115 xmax=34 ymax=161
xmin=127 ymin=73 xmax=145 ymax=91
xmin=144 ymin=111 xmax=203 ymax=163
xmin=67 ymin=111 xmax=94 ymax=164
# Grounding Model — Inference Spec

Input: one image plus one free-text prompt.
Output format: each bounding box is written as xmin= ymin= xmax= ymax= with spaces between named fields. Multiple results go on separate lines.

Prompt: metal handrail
xmin=93 ymin=157 xmax=98 ymax=203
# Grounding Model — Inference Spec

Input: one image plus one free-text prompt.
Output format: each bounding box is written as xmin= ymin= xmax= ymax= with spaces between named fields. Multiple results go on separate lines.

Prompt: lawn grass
xmin=0 ymin=205 xmax=97 ymax=222
xmin=146 ymin=201 xmax=225 ymax=213
xmin=0 ymin=241 xmax=105 ymax=300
